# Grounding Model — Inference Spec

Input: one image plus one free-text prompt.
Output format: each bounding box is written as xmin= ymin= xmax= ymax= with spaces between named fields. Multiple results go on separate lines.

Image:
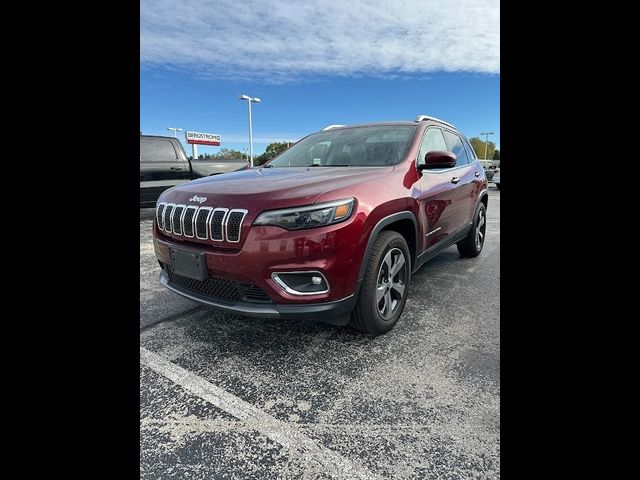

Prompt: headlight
xmin=253 ymin=198 xmax=355 ymax=230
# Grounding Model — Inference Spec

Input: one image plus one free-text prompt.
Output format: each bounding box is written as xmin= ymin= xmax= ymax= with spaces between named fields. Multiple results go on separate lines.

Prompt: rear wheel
xmin=350 ymin=231 xmax=411 ymax=334
xmin=457 ymin=202 xmax=487 ymax=258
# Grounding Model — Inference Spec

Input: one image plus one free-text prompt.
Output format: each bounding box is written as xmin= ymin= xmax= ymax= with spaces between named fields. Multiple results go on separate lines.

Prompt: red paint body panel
xmin=152 ymin=122 xmax=488 ymax=306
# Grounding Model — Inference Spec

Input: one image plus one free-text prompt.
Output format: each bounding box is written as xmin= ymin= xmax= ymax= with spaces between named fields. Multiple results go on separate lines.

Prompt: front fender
xmin=356 ymin=209 xmax=418 ymax=285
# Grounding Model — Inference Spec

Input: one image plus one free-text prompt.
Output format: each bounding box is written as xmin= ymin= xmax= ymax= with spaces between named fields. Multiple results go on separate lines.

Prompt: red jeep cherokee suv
xmin=153 ymin=115 xmax=488 ymax=334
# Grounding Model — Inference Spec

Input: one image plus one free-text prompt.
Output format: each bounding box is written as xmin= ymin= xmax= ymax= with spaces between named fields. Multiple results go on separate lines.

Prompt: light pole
xmin=167 ymin=127 xmax=183 ymax=138
xmin=239 ymin=95 xmax=261 ymax=167
xmin=480 ymin=132 xmax=494 ymax=160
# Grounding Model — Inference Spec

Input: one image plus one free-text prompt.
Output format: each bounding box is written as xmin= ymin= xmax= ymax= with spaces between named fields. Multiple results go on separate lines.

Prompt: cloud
xmin=141 ymin=0 xmax=499 ymax=83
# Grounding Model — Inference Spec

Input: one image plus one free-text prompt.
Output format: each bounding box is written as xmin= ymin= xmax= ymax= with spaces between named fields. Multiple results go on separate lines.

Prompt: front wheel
xmin=457 ymin=203 xmax=487 ymax=258
xmin=350 ymin=231 xmax=411 ymax=334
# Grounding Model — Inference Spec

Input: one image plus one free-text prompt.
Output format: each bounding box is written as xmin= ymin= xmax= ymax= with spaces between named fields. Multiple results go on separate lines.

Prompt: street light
xmin=167 ymin=127 xmax=183 ymax=138
xmin=238 ymin=95 xmax=261 ymax=167
xmin=480 ymin=132 xmax=494 ymax=160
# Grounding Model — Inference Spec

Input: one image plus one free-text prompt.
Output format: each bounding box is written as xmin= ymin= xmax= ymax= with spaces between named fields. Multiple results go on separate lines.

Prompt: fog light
xmin=272 ymin=271 xmax=329 ymax=295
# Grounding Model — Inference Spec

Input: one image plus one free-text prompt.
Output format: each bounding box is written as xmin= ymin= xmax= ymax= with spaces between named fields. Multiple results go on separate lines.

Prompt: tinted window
xmin=442 ymin=130 xmax=470 ymax=166
xmin=417 ymin=128 xmax=448 ymax=166
xmin=140 ymin=138 xmax=178 ymax=162
xmin=462 ymin=138 xmax=477 ymax=162
xmin=267 ymin=125 xmax=417 ymax=167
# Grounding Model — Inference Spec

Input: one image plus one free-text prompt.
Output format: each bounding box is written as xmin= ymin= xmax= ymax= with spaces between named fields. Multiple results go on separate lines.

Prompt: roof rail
xmin=322 ymin=124 xmax=347 ymax=131
xmin=415 ymin=115 xmax=456 ymax=129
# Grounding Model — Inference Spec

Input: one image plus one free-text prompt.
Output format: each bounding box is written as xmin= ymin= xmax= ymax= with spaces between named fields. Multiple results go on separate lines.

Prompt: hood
xmin=160 ymin=166 xmax=395 ymax=210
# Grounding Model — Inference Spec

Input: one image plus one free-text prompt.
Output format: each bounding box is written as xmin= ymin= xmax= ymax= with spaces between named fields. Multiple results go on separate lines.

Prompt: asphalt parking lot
xmin=140 ymin=187 xmax=500 ymax=479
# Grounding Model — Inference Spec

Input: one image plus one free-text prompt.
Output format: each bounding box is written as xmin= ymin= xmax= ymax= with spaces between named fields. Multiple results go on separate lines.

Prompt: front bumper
xmin=160 ymin=271 xmax=356 ymax=324
xmin=153 ymin=213 xmax=365 ymax=304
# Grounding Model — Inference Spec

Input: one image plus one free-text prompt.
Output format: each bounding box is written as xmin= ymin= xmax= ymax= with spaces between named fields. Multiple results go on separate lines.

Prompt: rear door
xmin=441 ymin=129 xmax=477 ymax=227
xmin=463 ymin=137 xmax=487 ymax=212
xmin=140 ymin=137 xmax=190 ymax=206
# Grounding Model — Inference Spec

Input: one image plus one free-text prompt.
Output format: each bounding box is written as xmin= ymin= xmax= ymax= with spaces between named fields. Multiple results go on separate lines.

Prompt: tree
xmin=214 ymin=148 xmax=245 ymax=160
xmin=469 ymin=137 xmax=496 ymax=160
xmin=192 ymin=149 xmax=246 ymax=161
xmin=254 ymin=142 xmax=290 ymax=166
xmin=264 ymin=142 xmax=289 ymax=160
xmin=254 ymin=153 xmax=268 ymax=166
xmin=492 ymin=149 xmax=500 ymax=160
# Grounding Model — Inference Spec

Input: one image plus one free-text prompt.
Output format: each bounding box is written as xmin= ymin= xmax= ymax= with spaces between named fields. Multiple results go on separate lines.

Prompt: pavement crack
xmin=140 ymin=306 xmax=205 ymax=332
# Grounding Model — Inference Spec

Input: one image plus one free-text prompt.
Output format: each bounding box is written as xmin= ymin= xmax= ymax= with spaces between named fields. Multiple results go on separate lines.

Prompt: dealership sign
xmin=185 ymin=131 xmax=221 ymax=146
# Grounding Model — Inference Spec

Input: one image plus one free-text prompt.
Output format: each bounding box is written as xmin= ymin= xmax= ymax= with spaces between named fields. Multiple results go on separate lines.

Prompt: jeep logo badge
xmin=189 ymin=195 xmax=207 ymax=204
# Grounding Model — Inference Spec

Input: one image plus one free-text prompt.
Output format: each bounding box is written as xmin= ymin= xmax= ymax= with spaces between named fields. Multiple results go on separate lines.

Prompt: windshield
xmin=266 ymin=125 xmax=418 ymax=168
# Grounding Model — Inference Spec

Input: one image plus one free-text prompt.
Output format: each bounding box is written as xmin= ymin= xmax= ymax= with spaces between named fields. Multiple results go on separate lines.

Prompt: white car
xmin=479 ymin=160 xmax=496 ymax=181
xmin=493 ymin=168 xmax=500 ymax=189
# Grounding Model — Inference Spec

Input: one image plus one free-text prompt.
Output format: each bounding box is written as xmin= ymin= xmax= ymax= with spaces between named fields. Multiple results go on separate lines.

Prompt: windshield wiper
xmin=306 ymin=164 xmax=350 ymax=167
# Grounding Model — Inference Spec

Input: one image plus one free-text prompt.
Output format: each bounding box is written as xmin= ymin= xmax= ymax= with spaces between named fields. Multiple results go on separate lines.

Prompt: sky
xmin=140 ymin=0 xmax=500 ymax=156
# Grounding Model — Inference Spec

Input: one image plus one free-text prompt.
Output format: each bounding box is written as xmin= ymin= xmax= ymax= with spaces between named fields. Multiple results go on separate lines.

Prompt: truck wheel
xmin=350 ymin=231 xmax=411 ymax=334
xmin=496 ymin=184 xmax=500 ymax=189
xmin=457 ymin=202 xmax=486 ymax=258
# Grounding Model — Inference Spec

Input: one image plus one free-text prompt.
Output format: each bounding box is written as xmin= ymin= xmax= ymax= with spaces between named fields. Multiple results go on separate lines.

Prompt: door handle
xmin=170 ymin=166 xmax=183 ymax=171
xmin=475 ymin=171 xmax=481 ymax=177
xmin=451 ymin=176 xmax=461 ymax=184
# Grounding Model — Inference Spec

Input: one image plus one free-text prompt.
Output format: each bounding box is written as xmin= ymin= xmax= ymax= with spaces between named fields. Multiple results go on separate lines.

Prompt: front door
xmin=415 ymin=127 xmax=465 ymax=252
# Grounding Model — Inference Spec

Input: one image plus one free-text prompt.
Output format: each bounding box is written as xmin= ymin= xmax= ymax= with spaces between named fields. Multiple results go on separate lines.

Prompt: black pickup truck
xmin=140 ymin=135 xmax=248 ymax=207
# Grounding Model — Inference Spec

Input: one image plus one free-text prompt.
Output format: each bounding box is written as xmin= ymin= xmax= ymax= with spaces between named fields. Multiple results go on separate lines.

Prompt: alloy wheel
xmin=376 ymin=248 xmax=407 ymax=320
xmin=475 ymin=208 xmax=486 ymax=250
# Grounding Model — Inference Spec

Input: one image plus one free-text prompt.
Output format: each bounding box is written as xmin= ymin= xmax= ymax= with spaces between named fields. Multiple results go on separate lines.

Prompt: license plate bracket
xmin=170 ymin=247 xmax=207 ymax=281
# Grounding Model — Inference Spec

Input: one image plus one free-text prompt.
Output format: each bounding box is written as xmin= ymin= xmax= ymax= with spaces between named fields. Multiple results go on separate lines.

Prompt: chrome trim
xmin=195 ymin=206 xmax=213 ymax=240
xmin=322 ymin=124 xmax=346 ymax=131
xmin=225 ymin=209 xmax=248 ymax=243
xmin=271 ymin=271 xmax=330 ymax=296
xmin=163 ymin=203 xmax=176 ymax=234
xmin=255 ymin=198 xmax=354 ymax=220
xmin=161 ymin=204 xmax=249 ymax=243
xmin=156 ymin=202 xmax=167 ymax=230
xmin=415 ymin=114 xmax=456 ymax=129
xmin=161 ymin=271 xmax=355 ymax=319
xmin=210 ymin=208 xmax=229 ymax=242
xmin=171 ymin=204 xmax=186 ymax=235
xmin=182 ymin=205 xmax=198 ymax=238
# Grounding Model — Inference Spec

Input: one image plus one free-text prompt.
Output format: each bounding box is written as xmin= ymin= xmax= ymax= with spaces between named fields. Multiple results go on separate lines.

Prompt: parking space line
xmin=140 ymin=347 xmax=380 ymax=480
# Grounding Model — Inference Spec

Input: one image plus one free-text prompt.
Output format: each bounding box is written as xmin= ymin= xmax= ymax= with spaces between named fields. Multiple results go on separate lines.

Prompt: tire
xmin=350 ymin=231 xmax=411 ymax=334
xmin=457 ymin=202 xmax=487 ymax=258
xmin=495 ymin=184 xmax=500 ymax=189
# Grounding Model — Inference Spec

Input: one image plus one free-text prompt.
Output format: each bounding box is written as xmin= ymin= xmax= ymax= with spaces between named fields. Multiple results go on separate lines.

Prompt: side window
xmin=140 ymin=138 xmax=178 ymax=163
xmin=418 ymin=128 xmax=448 ymax=166
xmin=442 ymin=130 xmax=469 ymax=166
xmin=462 ymin=137 xmax=477 ymax=163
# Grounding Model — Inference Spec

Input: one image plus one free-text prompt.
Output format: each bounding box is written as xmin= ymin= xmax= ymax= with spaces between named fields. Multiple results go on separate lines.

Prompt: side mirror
xmin=419 ymin=150 xmax=457 ymax=170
